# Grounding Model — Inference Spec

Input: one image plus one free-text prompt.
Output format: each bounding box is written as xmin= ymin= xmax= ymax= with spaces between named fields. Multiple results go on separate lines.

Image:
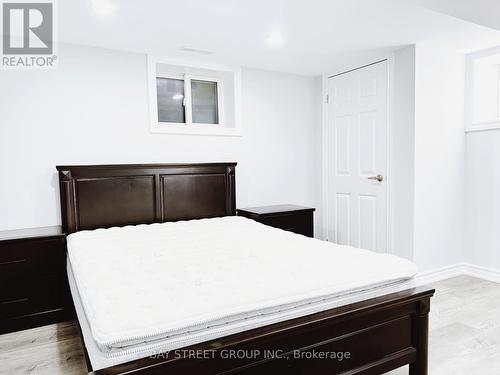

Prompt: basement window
xmin=148 ymin=56 xmax=241 ymax=136
xmin=466 ymin=49 xmax=500 ymax=132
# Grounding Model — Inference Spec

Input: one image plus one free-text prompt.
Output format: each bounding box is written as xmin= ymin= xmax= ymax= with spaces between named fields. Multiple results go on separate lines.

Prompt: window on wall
xmin=191 ymin=79 xmax=219 ymax=124
xmin=156 ymin=76 xmax=221 ymax=125
xmin=466 ymin=49 xmax=500 ymax=132
xmin=156 ymin=78 xmax=186 ymax=123
xmin=148 ymin=56 xmax=241 ymax=136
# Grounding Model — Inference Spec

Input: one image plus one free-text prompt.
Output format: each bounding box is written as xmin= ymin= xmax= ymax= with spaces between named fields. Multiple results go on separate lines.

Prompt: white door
xmin=327 ymin=61 xmax=388 ymax=252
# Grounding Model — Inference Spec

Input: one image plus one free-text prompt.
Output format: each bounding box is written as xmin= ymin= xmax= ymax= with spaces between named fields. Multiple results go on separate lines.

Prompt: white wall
xmin=0 ymin=44 xmax=323 ymax=237
xmin=465 ymin=131 xmax=500 ymax=270
xmin=413 ymin=43 xmax=466 ymax=272
xmin=392 ymin=43 xmax=500 ymax=275
xmin=239 ymin=70 xmax=323 ymax=237
xmin=391 ymin=46 xmax=416 ymax=261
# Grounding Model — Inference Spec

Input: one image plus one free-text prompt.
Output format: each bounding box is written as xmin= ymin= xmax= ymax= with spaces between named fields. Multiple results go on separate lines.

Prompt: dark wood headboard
xmin=57 ymin=163 xmax=236 ymax=234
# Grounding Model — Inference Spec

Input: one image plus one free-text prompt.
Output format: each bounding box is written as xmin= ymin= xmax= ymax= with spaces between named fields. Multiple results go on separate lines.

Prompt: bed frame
xmin=57 ymin=162 xmax=434 ymax=375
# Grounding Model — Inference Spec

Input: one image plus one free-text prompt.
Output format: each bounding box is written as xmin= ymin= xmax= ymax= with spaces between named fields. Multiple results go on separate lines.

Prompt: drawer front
xmin=0 ymin=235 xmax=71 ymax=327
xmin=0 ymin=236 xmax=66 ymax=282
xmin=261 ymin=212 xmax=313 ymax=237
xmin=0 ymin=275 xmax=67 ymax=319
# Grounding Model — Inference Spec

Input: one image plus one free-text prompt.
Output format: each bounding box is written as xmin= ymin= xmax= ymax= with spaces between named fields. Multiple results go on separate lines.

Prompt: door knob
xmin=367 ymin=174 xmax=384 ymax=182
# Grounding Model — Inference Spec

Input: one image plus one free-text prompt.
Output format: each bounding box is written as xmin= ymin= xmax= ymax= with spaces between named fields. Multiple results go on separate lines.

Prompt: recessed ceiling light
xmin=266 ymin=31 xmax=284 ymax=47
xmin=91 ymin=0 xmax=115 ymax=16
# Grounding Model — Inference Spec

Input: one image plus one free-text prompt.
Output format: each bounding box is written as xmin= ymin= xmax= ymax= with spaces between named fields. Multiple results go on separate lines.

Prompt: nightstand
xmin=0 ymin=235 xmax=73 ymax=334
xmin=237 ymin=205 xmax=315 ymax=238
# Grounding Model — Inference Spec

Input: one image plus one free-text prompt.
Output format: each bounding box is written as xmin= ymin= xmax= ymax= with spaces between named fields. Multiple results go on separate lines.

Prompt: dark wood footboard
xmin=89 ymin=287 xmax=434 ymax=375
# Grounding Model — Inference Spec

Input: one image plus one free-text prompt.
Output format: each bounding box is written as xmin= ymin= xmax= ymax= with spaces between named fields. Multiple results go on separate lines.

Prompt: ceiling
xmin=409 ymin=0 xmax=500 ymax=33
xmin=50 ymin=0 xmax=500 ymax=75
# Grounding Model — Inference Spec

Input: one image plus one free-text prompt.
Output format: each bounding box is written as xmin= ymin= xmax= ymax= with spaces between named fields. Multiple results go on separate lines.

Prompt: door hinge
xmin=326 ymin=94 xmax=329 ymax=104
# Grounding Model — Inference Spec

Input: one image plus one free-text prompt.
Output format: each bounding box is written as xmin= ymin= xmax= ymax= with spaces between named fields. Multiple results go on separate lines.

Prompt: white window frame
xmin=154 ymin=73 xmax=188 ymax=127
xmin=148 ymin=55 xmax=241 ymax=136
xmin=465 ymin=47 xmax=500 ymax=133
xmin=155 ymin=73 xmax=224 ymax=127
xmin=186 ymin=74 xmax=225 ymax=127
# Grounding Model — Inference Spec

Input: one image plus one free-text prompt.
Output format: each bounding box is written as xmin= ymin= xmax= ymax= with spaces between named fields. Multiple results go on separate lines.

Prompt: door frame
xmin=321 ymin=56 xmax=394 ymax=254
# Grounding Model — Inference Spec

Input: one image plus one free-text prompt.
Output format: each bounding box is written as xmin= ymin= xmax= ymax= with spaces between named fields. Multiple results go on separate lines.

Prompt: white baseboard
xmin=462 ymin=263 xmax=500 ymax=284
xmin=414 ymin=263 xmax=467 ymax=286
xmin=415 ymin=262 xmax=500 ymax=286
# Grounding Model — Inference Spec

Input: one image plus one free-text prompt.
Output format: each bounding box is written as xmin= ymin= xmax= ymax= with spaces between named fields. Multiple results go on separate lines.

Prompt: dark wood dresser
xmin=0 ymin=235 xmax=73 ymax=334
xmin=237 ymin=205 xmax=315 ymax=238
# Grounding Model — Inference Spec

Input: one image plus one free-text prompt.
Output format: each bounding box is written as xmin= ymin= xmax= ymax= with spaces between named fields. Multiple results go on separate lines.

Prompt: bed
xmin=57 ymin=162 xmax=434 ymax=375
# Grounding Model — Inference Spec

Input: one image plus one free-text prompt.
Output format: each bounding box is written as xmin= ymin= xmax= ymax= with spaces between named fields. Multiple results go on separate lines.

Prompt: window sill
xmin=150 ymin=124 xmax=242 ymax=137
xmin=465 ymin=121 xmax=500 ymax=133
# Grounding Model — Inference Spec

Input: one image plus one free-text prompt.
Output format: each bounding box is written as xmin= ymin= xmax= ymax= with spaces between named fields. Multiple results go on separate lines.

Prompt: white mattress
xmin=67 ymin=216 xmax=417 ymax=370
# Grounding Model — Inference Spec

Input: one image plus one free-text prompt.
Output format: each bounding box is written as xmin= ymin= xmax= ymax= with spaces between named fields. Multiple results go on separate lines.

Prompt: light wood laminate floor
xmin=1 ymin=276 xmax=499 ymax=374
